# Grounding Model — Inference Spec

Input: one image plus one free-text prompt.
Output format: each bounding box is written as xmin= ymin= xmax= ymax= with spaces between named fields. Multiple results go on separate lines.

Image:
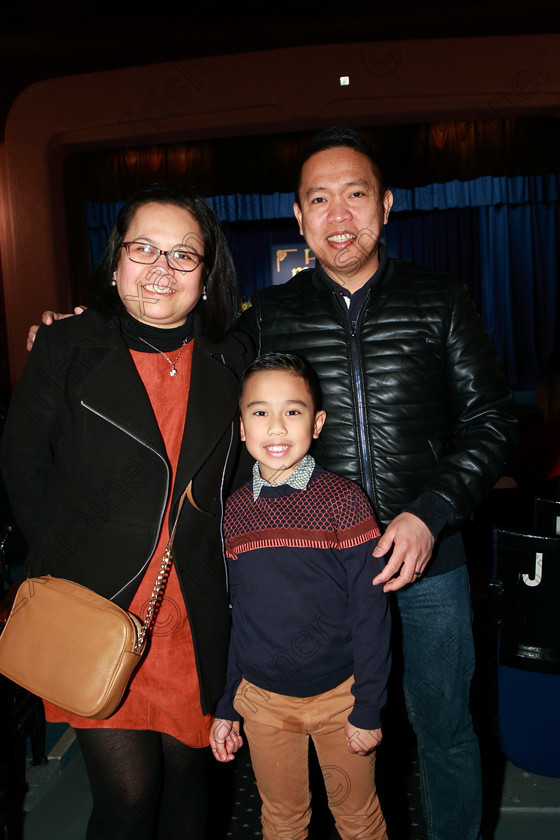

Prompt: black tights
xmin=76 ymin=728 xmax=208 ymax=840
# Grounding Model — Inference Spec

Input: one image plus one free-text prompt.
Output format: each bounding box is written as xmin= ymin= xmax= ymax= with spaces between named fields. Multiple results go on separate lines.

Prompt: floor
xmin=19 ymin=718 xmax=426 ymax=840
xmin=15 ymin=711 xmax=560 ymax=840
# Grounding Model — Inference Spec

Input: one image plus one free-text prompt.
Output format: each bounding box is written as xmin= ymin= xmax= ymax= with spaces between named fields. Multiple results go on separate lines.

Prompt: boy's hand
xmin=27 ymin=306 xmax=87 ymax=350
xmin=210 ymin=718 xmax=243 ymax=762
xmin=345 ymin=722 xmax=382 ymax=755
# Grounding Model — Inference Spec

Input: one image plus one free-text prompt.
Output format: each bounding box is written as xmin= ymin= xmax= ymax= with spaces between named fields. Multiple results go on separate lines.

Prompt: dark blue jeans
xmin=395 ymin=565 xmax=481 ymax=840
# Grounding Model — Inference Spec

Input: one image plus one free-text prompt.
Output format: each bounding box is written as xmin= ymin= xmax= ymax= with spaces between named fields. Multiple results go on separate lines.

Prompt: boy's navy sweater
xmin=215 ymin=465 xmax=392 ymax=730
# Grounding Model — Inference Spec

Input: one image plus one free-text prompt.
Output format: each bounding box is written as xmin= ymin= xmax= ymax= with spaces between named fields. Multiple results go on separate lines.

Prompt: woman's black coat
xmin=0 ymin=309 xmax=254 ymax=714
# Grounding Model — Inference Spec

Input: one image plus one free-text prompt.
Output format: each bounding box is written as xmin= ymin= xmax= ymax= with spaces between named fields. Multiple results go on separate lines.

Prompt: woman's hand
xmin=27 ymin=306 xmax=87 ymax=351
xmin=210 ymin=718 xmax=243 ymax=762
xmin=345 ymin=721 xmax=383 ymax=755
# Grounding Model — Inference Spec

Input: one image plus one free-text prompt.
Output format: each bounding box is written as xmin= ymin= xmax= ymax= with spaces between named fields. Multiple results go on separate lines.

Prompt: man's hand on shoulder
xmin=372 ymin=512 xmax=435 ymax=592
xmin=27 ymin=306 xmax=87 ymax=351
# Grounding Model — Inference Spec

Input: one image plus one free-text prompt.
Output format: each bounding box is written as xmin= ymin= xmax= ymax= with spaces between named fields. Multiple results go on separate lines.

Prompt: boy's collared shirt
xmin=252 ymin=453 xmax=315 ymax=500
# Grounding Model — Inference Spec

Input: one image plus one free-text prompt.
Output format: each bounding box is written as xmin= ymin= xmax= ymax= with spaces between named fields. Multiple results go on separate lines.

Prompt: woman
xmin=0 ymin=184 xmax=252 ymax=839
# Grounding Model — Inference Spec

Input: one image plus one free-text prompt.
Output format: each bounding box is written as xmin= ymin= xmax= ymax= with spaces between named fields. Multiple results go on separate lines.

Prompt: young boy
xmin=210 ymin=352 xmax=391 ymax=840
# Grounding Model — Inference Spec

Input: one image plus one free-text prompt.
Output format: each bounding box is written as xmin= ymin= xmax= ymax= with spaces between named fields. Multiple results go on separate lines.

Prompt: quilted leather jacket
xmin=237 ymin=254 xmax=518 ymax=548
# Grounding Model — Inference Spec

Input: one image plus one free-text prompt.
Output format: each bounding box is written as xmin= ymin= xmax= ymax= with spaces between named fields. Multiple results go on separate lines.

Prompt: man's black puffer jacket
xmin=236 ymin=256 xmax=518 ymax=564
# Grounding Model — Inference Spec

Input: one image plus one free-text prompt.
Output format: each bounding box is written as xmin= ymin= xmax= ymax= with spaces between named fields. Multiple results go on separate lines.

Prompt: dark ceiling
xmin=0 ymin=0 xmax=559 ymax=139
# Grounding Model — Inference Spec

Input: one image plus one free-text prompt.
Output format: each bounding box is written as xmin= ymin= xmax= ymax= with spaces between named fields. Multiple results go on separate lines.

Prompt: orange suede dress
xmin=45 ymin=343 xmax=213 ymax=747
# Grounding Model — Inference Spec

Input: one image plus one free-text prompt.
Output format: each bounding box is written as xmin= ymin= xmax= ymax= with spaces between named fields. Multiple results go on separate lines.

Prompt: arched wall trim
xmin=1 ymin=34 xmax=560 ymax=383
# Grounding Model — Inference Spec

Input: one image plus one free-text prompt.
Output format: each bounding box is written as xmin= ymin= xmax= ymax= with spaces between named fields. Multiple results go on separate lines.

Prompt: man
xmin=235 ymin=127 xmax=518 ymax=840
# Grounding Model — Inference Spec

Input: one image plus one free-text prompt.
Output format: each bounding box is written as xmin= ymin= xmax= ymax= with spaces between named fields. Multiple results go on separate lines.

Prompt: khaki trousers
xmin=234 ymin=676 xmax=387 ymax=840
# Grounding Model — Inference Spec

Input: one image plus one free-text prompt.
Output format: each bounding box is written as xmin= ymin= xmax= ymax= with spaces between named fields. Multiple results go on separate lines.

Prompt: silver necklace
xmin=137 ymin=337 xmax=190 ymax=377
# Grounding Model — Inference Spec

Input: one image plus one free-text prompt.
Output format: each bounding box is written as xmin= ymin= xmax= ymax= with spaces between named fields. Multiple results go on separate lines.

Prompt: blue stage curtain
xmin=478 ymin=202 xmax=559 ymax=389
xmin=206 ymin=193 xmax=295 ymax=221
xmin=85 ymin=200 xmax=124 ymax=274
xmin=383 ymin=207 xmax=482 ymax=311
xmin=85 ymin=173 xmax=560 ymax=389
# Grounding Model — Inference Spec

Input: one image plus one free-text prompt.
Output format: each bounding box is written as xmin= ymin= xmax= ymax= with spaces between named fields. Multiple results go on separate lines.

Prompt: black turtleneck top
xmin=120 ymin=313 xmax=194 ymax=352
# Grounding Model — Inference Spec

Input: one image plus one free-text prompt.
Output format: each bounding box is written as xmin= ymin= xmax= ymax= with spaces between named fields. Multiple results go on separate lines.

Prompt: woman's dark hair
xmin=92 ymin=183 xmax=238 ymax=338
xmin=295 ymin=126 xmax=386 ymax=204
xmin=239 ymin=352 xmax=323 ymax=412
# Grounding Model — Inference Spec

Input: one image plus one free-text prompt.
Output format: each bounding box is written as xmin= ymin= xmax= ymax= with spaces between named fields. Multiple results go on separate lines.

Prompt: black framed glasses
xmin=122 ymin=241 xmax=204 ymax=273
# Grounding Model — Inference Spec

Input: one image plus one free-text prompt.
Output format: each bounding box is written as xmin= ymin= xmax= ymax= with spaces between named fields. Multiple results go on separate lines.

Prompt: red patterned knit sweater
xmin=215 ymin=465 xmax=392 ymax=730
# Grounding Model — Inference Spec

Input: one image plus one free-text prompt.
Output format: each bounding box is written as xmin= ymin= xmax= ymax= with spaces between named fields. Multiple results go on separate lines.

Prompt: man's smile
xmin=327 ymin=232 xmax=356 ymax=245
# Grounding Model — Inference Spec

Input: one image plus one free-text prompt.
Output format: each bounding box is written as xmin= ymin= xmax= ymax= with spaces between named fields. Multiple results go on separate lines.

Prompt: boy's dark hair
xmin=240 ymin=353 xmax=323 ymax=412
xmin=295 ymin=126 xmax=386 ymax=205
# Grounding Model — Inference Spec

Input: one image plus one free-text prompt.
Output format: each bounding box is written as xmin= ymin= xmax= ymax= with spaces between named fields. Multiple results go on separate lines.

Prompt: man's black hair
xmin=240 ymin=352 xmax=323 ymax=412
xmin=295 ymin=126 xmax=386 ymax=205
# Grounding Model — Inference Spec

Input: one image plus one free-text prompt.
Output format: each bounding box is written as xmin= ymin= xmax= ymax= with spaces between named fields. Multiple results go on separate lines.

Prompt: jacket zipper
xmin=81 ymin=400 xmax=170 ymax=601
xmin=218 ymin=420 xmax=235 ymax=594
xmin=348 ymin=308 xmax=376 ymax=504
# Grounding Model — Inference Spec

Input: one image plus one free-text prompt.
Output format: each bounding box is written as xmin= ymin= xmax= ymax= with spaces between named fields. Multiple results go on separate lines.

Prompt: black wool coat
xmin=0 ymin=309 xmax=254 ymax=714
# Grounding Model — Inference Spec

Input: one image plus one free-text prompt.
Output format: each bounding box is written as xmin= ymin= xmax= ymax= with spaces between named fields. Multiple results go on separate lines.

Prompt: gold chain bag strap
xmin=0 ymin=489 xmax=188 ymax=720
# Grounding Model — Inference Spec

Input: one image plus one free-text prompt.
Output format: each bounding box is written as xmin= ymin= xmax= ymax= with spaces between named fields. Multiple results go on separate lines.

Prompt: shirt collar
xmin=317 ymin=241 xmax=388 ymax=299
xmin=252 ymin=453 xmax=316 ymax=500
